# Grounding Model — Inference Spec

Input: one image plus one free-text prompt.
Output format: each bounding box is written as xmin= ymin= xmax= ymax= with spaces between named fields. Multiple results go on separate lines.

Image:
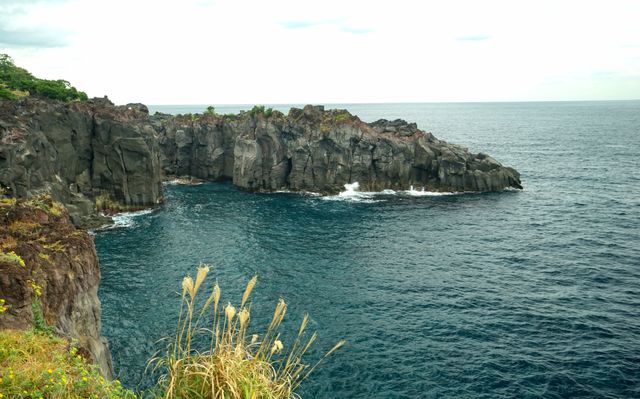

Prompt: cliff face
xmin=156 ymin=105 xmax=522 ymax=193
xmin=0 ymin=98 xmax=163 ymax=226
xmin=153 ymin=113 xmax=236 ymax=181
xmin=1 ymin=99 xmax=521 ymax=214
xmin=0 ymin=195 xmax=113 ymax=378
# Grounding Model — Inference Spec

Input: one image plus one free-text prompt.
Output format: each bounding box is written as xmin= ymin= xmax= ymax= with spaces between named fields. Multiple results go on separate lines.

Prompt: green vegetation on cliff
xmin=0 ymin=262 xmax=343 ymax=399
xmin=249 ymin=105 xmax=274 ymax=118
xmin=0 ymin=196 xmax=342 ymax=399
xmin=0 ymin=54 xmax=88 ymax=102
xmin=0 ymin=330 xmax=135 ymax=399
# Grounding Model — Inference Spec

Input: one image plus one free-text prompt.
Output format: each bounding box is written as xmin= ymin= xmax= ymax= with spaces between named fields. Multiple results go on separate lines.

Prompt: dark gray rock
xmin=0 ymin=97 xmax=164 ymax=224
xmin=1 ymin=98 xmax=521 ymax=215
xmin=155 ymin=105 xmax=521 ymax=193
xmin=153 ymin=114 xmax=235 ymax=181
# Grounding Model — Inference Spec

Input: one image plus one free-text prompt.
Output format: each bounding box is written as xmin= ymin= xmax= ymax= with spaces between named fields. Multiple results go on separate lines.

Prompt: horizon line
xmin=144 ymin=99 xmax=640 ymax=106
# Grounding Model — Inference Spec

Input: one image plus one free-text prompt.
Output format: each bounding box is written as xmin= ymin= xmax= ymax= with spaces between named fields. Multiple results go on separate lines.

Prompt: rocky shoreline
xmin=0 ymin=97 xmax=522 ymax=379
xmin=1 ymin=98 xmax=521 ymax=222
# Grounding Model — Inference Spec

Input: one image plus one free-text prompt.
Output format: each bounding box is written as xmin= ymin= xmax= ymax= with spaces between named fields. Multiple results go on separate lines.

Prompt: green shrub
xmin=334 ymin=111 xmax=350 ymax=122
xmin=0 ymin=86 xmax=16 ymax=100
xmin=248 ymin=105 xmax=274 ymax=118
xmin=0 ymin=298 xmax=8 ymax=314
xmin=0 ymin=54 xmax=88 ymax=102
xmin=249 ymin=105 xmax=266 ymax=115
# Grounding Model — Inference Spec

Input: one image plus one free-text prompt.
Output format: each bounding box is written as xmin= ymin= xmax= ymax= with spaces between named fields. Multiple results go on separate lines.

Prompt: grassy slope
xmin=0 ymin=329 xmax=134 ymax=399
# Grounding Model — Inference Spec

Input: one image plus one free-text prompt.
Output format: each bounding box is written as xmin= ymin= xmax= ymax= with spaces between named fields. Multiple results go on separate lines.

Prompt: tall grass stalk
xmin=150 ymin=265 xmax=345 ymax=399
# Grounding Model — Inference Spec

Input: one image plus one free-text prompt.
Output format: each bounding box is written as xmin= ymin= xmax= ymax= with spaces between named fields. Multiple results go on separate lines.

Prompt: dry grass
xmin=150 ymin=265 xmax=345 ymax=399
xmin=42 ymin=240 xmax=66 ymax=252
xmin=0 ymin=235 xmax=18 ymax=251
xmin=23 ymin=194 xmax=65 ymax=217
xmin=0 ymin=197 xmax=17 ymax=207
xmin=95 ymin=192 xmax=119 ymax=212
xmin=49 ymin=201 xmax=65 ymax=217
xmin=8 ymin=219 xmax=40 ymax=235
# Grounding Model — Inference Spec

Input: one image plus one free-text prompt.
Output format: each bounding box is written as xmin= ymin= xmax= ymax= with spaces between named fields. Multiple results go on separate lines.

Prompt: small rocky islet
xmin=0 ymin=94 xmax=521 ymax=386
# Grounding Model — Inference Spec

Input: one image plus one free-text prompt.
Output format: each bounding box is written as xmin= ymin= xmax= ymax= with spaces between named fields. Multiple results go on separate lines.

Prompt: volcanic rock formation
xmin=1 ymin=99 xmax=521 ymax=223
xmin=157 ymin=105 xmax=522 ymax=193
xmin=0 ymin=98 xmax=163 ymax=226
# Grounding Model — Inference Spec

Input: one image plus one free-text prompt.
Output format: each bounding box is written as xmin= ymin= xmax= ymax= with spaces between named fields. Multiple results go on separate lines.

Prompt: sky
xmin=1 ymin=0 xmax=639 ymax=105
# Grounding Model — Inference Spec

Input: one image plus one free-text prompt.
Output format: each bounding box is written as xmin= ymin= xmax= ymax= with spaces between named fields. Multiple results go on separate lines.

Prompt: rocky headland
xmin=156 ymin=105 xmax=522 ymax=194
xmin=1 ymin=99 xmax=521 ymax=222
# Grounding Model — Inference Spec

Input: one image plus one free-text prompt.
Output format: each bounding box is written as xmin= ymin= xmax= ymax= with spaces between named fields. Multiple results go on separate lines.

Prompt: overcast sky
xmin=1 ymin=0 xmax=639 ymax=105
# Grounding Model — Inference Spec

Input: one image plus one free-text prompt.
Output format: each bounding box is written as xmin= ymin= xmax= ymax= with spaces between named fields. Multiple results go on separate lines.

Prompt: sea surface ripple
xmin=96 ymin=101 xmax=640 ymax=398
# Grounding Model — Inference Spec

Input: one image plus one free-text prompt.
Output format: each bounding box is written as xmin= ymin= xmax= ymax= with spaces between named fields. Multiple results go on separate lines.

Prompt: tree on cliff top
xmin=0 ymin=54 xmax=88 ymax=102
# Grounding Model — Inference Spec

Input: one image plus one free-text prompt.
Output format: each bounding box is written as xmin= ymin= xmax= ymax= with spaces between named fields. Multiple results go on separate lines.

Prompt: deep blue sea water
xmin=96 ymin=102 xmax=640 ymax=398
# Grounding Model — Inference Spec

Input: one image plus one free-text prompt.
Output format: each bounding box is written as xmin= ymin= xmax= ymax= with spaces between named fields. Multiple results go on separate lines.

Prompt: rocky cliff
xmin=156 ymin=105 xmax=521 ymax=193
xmin=1 ymin=99 xmax=521 ymax=219
xmin=0 ymin=195 xmax=114 ymax=378
xmin=0 ymin=97 xmax=163 ymax=226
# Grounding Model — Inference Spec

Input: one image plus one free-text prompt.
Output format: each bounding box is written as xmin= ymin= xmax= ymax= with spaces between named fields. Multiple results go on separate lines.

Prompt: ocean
xmin=95 ymin=102 xmax=640 ymax=398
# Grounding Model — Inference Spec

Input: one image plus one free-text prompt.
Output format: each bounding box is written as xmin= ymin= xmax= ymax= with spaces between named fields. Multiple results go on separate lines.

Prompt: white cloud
xmin=1 ymin=0 xmax=639 ymax=104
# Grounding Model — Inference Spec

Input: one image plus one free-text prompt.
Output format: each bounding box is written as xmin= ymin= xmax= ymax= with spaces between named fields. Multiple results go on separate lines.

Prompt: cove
xmin=96 ymin=102 xmax=640 ymax=398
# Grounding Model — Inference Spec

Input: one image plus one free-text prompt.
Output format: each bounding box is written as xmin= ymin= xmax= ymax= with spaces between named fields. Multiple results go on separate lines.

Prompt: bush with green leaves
xmin=248 ymin=105 xmax=274 ymax=118
xmin=0 ymin=54 xmax=88 ymax=102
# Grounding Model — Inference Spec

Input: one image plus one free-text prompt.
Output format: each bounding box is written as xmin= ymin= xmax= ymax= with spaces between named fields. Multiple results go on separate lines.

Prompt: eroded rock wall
xmin=0 ymin=98 xmax=163 ymax=226
xmin=156 ymin=105 xmax=522 ymax=193
xmin=0 ymin=196 xmax=113 ymax=378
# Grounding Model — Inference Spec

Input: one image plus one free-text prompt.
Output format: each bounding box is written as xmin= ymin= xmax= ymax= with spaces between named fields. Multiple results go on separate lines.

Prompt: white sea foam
xmin=163 ymin=178 xmax=203 ymax=186
xmin=268 ymin=183 xmax=460 ymax=200
xmin=113 ymin=209 xmax=155 ymax=227
xmin=96 ymin=208 xmax=155 ymax=230
xmin=323 ymin=182 xmax=381 ymax=203
xmin=321 ymin=182 xmax=461 ymax=202
xmin=403 ymin=185 xmax=457 ymax=196
xmin=338 ymin=182 xmax=361 ymax=197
